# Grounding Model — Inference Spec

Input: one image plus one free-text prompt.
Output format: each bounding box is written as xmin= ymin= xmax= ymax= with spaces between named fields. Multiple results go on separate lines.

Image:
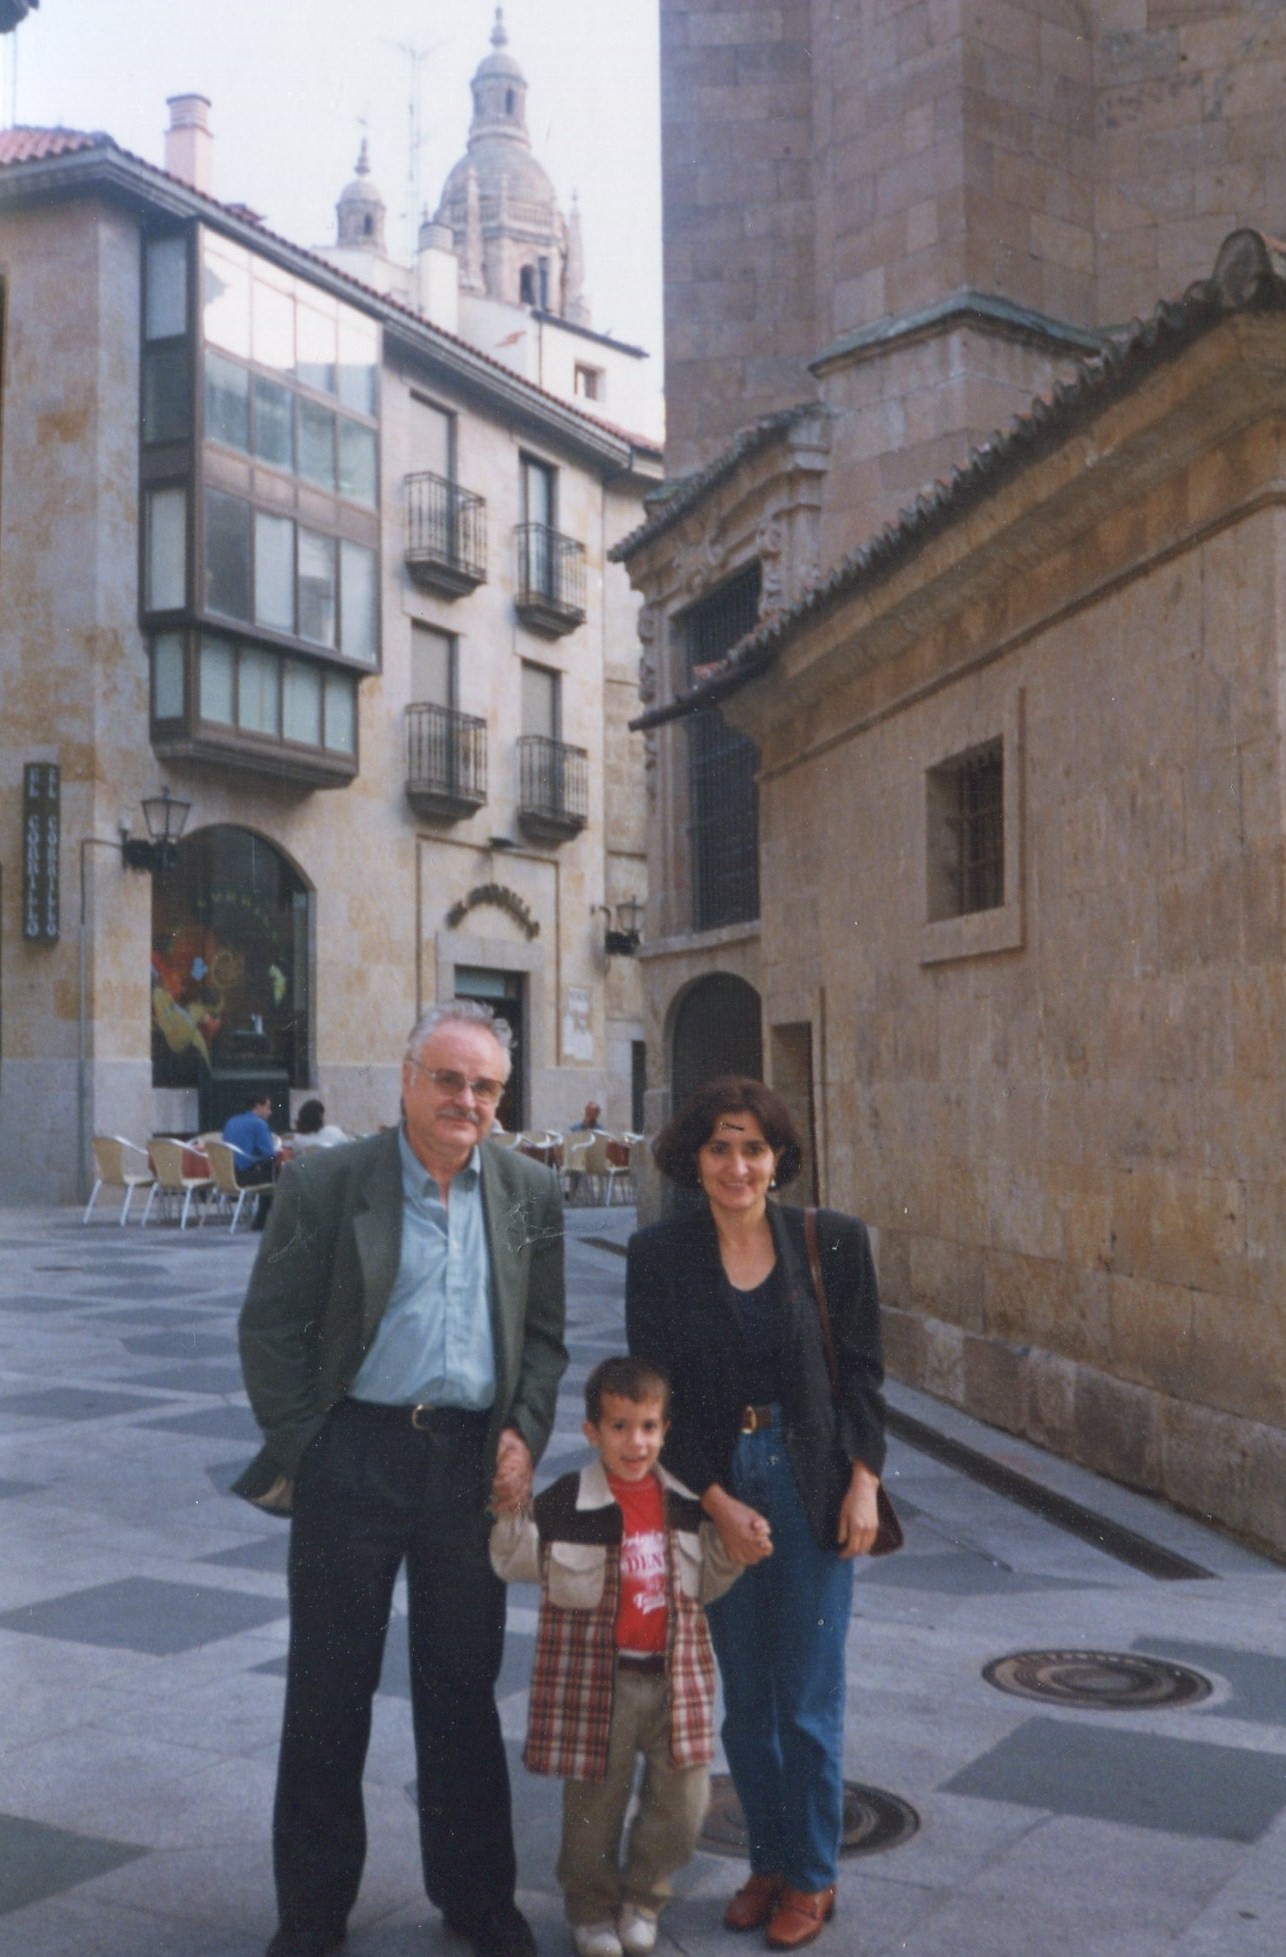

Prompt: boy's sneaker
xmin=618 ymin=1905 xmax=658 ymax=1956
xmin=572 ymin=1925 xmax=623 ymax=1957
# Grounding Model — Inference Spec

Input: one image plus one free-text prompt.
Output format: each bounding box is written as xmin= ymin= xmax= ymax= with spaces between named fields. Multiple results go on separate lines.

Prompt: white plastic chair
xmin=582 ymin=1131 xmax=631 ymax=1206
xmin=561 ymin=1132 xmax=593 ymax=1202
xmin=203 ymin=1139 xmax=254 ymax=1234
xmin=83 ymin=1136 xmax=154 ymax=1225
xmin=140 ymin=1137 xmax=213 ymax=1230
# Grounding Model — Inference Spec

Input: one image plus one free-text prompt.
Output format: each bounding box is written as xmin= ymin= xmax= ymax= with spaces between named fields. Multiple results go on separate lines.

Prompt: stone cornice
xmin=631 ymin=231 xmax=1286 ymax=734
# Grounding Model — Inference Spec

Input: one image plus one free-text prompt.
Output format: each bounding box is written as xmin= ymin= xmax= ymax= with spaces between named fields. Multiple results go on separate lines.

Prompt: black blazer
xmin=625 ymin=1201 xmax=886 ymax=1550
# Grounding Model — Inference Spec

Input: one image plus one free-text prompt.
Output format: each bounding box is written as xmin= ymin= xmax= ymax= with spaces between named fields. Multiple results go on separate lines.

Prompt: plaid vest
xmin=521 ymin=1463 xmax=718 ymax=1782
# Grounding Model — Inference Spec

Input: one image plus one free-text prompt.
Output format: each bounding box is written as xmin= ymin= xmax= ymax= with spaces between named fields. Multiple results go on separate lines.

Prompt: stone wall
xmin=660 ymin=0 xmax=1286 ymax=476
xmin=726 ymin=319 xmax=1286 ymax=1552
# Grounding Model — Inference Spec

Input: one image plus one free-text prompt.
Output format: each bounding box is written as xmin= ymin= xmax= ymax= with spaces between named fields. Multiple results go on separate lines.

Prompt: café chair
xmin=83 ymin=1135 xmax=155 ymax=1226
xmin=582 ymin=1130 xmax=630 ymax=1206
xmin=203 ymin=1138 xmax=254 ymax=1235
xmin=140 ymin=1137 xmax=213 ymax=1230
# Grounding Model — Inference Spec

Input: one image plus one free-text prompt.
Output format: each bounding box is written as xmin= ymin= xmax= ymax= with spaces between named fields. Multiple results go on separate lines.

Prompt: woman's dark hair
xmin=653 ymin=1076 xmax=804 ymax=1192
xmin=294 ymin=1098 xmax=326 ymax=1134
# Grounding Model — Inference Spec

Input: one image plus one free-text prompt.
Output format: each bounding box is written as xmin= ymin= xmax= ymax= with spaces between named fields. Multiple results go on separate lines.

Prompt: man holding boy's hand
xmin=237 ymin=1001 xmax=566 ymax=1957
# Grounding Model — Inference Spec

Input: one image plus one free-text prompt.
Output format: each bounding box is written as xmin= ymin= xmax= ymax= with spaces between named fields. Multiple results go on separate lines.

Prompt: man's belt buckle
xmin=411 ymin=1403 xmax=436 ymax=1430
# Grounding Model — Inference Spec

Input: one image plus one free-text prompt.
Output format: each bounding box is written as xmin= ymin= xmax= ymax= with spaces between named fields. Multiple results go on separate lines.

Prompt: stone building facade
xmin=619 ymin=0 xmax=1286 ymax=1551
xmin=0 ymin=71 xmax=658 ymax=1205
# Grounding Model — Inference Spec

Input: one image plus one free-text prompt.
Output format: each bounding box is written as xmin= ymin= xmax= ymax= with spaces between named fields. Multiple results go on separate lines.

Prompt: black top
xmin=626 ymin=1202 xmax=886 ymax=1551
xmin=723 ymin=1262 xmax=786 ymax=1407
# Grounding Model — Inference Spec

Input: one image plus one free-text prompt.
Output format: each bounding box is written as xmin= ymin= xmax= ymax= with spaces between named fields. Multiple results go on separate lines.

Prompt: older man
xmin=236 ymin=1001 xmax=567 ymax=1957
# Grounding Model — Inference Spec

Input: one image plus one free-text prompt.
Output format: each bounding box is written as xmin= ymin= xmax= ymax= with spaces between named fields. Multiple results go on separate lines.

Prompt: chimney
xmin=165 ymin=95 xmax=213 ymax=196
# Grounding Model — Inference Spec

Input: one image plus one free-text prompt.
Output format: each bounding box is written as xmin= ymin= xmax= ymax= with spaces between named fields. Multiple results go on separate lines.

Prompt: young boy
xmin=491 ymin=1355 xmax=740 ymax=1957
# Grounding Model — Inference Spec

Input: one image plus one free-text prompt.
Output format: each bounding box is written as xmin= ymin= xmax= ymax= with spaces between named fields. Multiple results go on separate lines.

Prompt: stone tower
xmin=659 ymin=0 xmax=1286 ymax=476
xmin=434 ymin=6 xmax=590 ymax=324
xmin=335 ymin=139 xmax=386 ymax=255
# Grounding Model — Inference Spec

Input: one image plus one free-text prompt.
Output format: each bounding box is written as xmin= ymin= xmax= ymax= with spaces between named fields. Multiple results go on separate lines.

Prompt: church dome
xmin=431 ymin=6 xmax=587 ymax=319
xmin=435 ymin=6 xmax=558 ymax=234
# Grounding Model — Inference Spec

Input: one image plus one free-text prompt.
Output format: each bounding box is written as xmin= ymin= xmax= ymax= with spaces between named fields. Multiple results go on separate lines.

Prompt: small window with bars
xmin=926 ymin=739 xmax=1004 ymax=920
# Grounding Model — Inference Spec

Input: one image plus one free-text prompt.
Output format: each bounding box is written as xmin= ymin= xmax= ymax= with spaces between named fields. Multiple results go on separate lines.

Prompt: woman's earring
xmin=769 ymin=1176 xmax=777 ymax=1189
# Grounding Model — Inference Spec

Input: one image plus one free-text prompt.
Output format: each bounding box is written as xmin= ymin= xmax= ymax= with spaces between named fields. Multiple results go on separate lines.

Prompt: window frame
xmin=920 ymin=689 xmax=1025 ymax=965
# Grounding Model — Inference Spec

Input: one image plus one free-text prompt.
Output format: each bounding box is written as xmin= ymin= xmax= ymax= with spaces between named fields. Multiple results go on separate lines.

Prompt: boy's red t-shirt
xmin=608 ymin=1471 xmax=668 ymax=1653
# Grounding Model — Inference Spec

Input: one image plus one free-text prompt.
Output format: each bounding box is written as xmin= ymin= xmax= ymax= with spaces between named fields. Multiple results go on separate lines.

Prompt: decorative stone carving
xmin=756 ymin=506 xmax=788 ymax=617
xmin=636 ymin=604 xmax=659 ymax=803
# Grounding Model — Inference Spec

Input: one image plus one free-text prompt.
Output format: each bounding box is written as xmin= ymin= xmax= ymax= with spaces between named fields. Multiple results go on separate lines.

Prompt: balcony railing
xmin=405 ymin=701 xmax=488 ymax=820
xmin=514 ymin=523 xmax=587 ymax=636
xmin=516 ymin=734 xmax=589 ymax=840
xmin=405 ymin=472 xmax=487 ymax=597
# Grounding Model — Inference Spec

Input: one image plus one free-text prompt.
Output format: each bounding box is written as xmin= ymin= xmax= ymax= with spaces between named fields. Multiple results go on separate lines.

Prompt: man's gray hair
xmin=405 ymin=999 xmax=514 ymax=1074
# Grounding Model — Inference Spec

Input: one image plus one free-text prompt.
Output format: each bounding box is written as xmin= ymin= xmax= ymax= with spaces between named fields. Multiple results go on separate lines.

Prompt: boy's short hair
xmin=584 ymin=1355 xmax=670 ymax=1424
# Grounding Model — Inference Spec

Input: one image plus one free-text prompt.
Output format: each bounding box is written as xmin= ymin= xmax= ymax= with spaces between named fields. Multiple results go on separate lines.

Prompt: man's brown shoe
xmin=723 ymin=1874 xmax=784 ymax=1932
xmin=765 ymin=1886 xmax=836 ymax=1950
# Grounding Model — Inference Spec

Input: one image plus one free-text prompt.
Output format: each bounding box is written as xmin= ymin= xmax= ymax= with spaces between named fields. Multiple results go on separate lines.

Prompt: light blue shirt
xmin=349 ymin=1130 xmax=495 ymax=1408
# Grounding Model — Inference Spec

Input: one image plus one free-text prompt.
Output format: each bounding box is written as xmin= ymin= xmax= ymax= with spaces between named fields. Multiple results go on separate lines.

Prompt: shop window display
xmin=151 ymin=825 xmax=310 ymax=1089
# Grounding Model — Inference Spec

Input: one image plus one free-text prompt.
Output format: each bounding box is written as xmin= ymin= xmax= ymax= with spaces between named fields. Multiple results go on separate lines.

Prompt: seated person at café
xmin=291 ymin=1098 xmax=350 ymax=1151
xmin=571 ymin=1101 xmax=604 ymax=1132
xmin=222 ymin=1092 xmax=279 ymax=1230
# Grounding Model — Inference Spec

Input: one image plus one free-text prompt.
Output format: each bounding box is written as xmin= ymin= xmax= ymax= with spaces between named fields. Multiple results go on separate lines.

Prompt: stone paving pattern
xmin=1 ymin=1204 xmax=1284 ymax=1955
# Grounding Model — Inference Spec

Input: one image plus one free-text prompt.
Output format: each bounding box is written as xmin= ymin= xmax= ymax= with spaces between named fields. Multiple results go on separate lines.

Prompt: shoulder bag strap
xmin=803 ymin=1206 xmax=838 ymax=1402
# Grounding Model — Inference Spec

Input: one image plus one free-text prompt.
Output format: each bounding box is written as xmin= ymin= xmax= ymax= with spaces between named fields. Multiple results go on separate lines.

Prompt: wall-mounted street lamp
xmin=77 ymin=788 xmax=193 ymax=1199
xmin=600 ymin=897 xmax=645 ymax=958
xmin=120 ymin=786 xmax=192 ymax=872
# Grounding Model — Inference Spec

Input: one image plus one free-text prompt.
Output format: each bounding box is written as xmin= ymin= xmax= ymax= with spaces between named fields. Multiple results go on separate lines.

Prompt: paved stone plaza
xmin=1 ymin=1202 xmax=1284 ymax=1956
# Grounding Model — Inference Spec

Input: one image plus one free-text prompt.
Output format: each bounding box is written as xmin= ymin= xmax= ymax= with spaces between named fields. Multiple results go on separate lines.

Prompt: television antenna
xmin=392 ymin=38 xmax=448 ymax=262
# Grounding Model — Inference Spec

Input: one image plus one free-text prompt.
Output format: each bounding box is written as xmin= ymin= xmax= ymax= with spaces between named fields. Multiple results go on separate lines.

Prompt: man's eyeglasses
xmin=407 ymin=1060 xmax=505 ymax=1105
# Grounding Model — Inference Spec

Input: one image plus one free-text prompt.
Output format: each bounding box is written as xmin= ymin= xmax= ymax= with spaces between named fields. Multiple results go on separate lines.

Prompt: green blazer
xmin=232 ymin=1127 xmax=567 ymax=1510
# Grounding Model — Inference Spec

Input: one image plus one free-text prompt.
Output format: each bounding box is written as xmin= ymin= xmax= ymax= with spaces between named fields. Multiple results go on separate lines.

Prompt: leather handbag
xmin=803 ymin=1207 xmax=904 ymax=1557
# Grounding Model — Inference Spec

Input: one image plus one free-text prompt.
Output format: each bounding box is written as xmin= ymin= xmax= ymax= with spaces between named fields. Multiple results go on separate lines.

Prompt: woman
xmin=290 ymin=1098 xmax=350 ymax=1151
xmin=625 ymin=1078 xmax=886 ymax=1952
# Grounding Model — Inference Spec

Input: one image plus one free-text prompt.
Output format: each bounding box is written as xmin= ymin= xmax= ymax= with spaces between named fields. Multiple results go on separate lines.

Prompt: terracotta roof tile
xmin=0 ymin=126 xmax=108 ymax=164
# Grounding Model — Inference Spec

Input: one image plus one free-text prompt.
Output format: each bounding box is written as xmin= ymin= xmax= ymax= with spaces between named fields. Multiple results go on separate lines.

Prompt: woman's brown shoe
xmin=723 ymin=1875 xmax=784 ymax=1932
xmin=765 ymin=1886 xmax=836 ymax=1950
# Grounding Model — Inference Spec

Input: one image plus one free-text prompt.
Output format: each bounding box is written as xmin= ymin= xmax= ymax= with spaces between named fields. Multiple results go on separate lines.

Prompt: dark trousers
xmin=234 ymin=1157 xmax=275 ymax=1229
xmin=274 ymin=1398 xmax=515 ymax=1937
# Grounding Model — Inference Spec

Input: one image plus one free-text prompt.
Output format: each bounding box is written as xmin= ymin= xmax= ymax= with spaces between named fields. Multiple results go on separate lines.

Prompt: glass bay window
xmin=142 ymin=224 xmax=381 ymax=785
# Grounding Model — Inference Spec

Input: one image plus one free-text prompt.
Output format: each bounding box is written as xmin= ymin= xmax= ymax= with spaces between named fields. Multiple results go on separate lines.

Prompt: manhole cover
xmin=699 ymin=1773 xmax=919 ymax=1859
xmin=983 ymin=1649 xmax=1212 ymax=1710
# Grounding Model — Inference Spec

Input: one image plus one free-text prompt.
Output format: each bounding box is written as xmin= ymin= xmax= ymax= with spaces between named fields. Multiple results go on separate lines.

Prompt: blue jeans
xmin=706 ymin=1418 xmax=853 ymax=1891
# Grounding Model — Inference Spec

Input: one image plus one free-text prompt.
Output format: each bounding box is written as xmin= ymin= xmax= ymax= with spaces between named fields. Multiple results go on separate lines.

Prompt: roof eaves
xmin=610 ymin=401 xmax=823 ymax=562
xmin=629 ymin=230 xmax=1286 ymax=733
xmin=0 ymin=133 xmax=643 ymax=475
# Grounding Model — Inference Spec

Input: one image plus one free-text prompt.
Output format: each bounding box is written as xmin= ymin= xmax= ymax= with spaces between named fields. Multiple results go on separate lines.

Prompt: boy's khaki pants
xmin=558 ymin=1667 xmax=710 ymax=1924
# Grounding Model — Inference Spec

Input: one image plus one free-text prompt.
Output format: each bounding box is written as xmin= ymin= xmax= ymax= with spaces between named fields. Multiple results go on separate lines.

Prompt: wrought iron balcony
xmin=516 ymin=734 xmax=589 ymax=841
xmin=405 ymin=701 xmax=488 ymax=820
xmin=514 ymin=523 xmax=587 ymax=636
xmin=405 ymin=472 xmax=487 ymax=597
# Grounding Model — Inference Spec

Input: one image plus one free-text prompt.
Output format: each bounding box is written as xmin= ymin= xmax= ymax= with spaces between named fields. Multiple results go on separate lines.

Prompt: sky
xmin=1 ymin=0 xmax=663 ymax=363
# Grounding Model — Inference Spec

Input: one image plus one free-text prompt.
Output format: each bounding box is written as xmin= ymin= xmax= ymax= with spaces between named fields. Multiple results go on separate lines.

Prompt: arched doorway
xmin=670 ymin=973 xmax=763 ymax=1115
xmin=150 ymin=826 xmax=312 ymax=1125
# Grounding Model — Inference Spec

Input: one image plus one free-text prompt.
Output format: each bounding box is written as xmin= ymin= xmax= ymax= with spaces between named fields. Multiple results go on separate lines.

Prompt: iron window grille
xmin=684 ymin=565 xmax=762 ymax=931
xmin=928 ymin=740 xmax=1004 ymax=918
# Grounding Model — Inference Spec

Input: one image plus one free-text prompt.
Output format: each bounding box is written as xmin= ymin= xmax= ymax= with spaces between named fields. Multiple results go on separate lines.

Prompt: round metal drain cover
xmin=983 ymin=1649 xmax=1212 ymax=1710
xmin=699 ymin=1773 xmax=919 ymax=1859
